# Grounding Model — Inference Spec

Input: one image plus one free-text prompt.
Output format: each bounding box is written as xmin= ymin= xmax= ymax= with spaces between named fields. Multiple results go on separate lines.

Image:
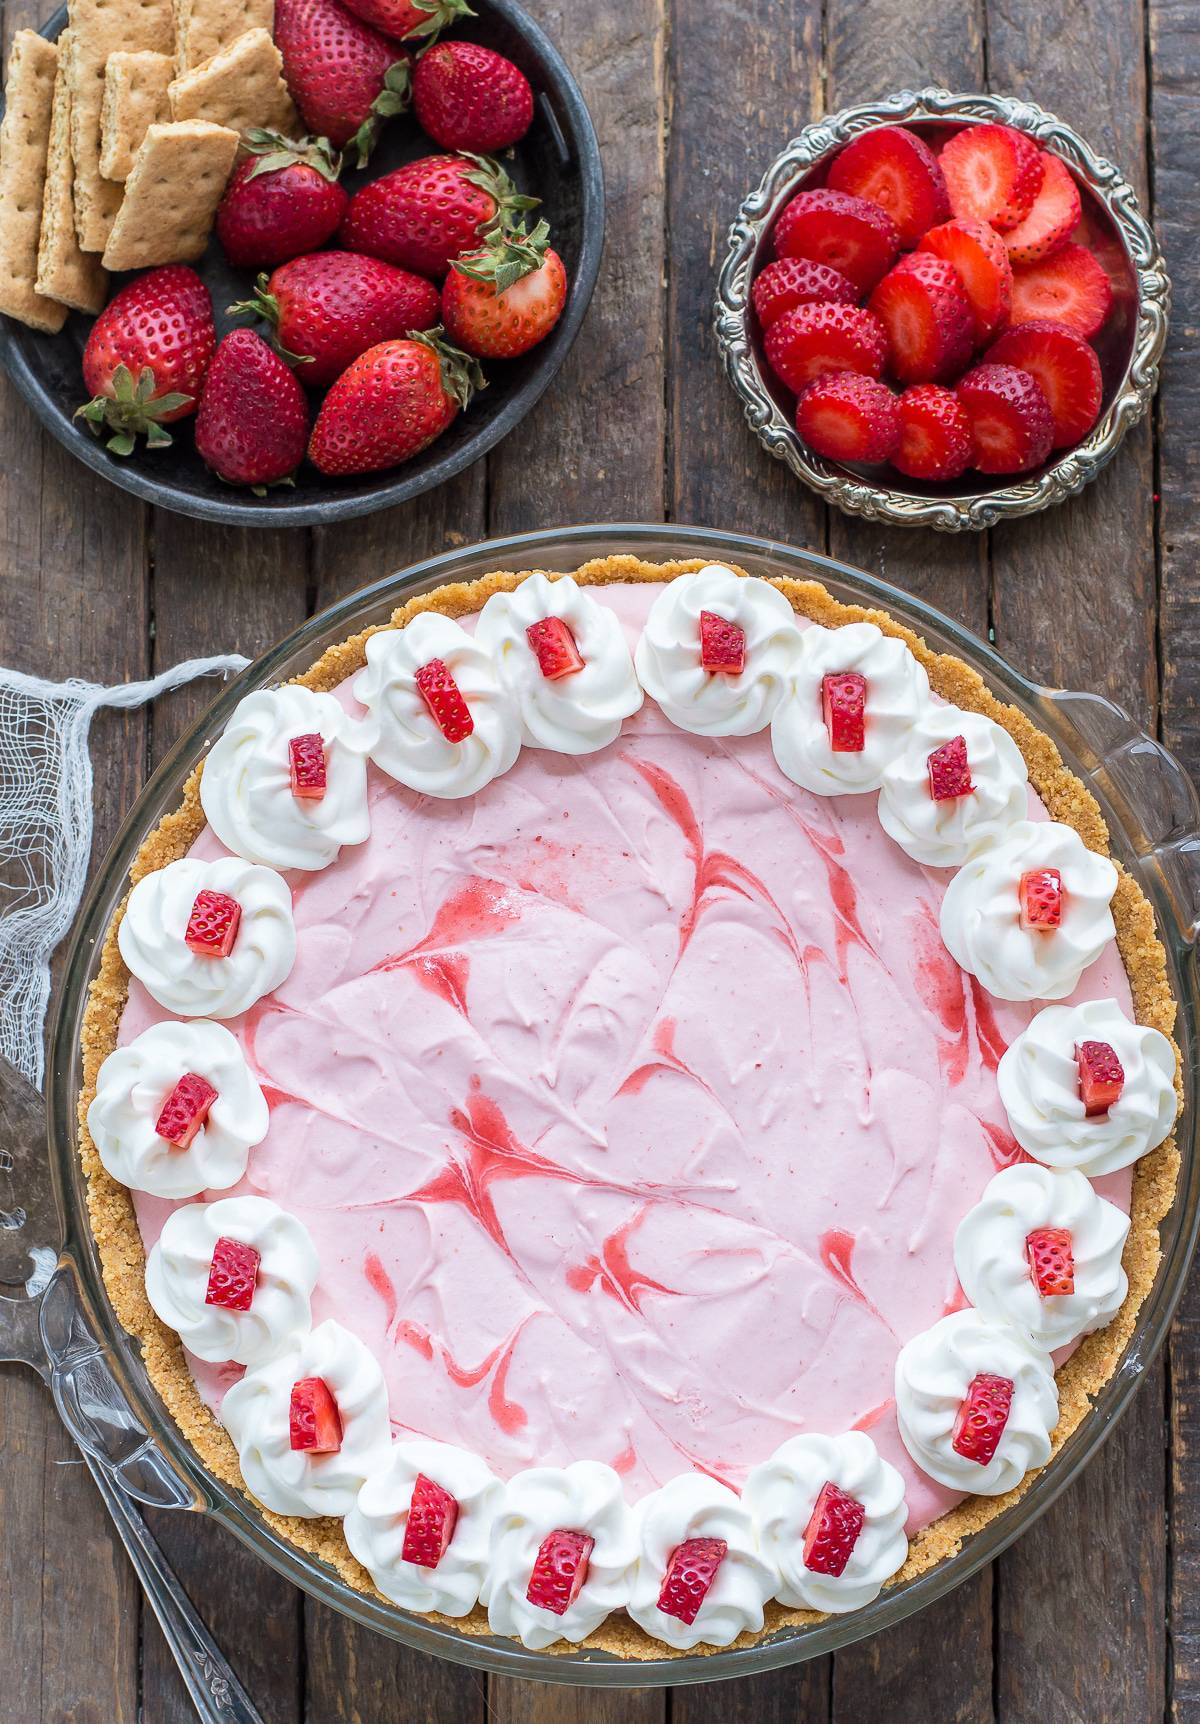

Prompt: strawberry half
xmin=985 ymin=321 xmax=1102 ymax=448
xmin=802 ymin=1481 xmax=866 ymax=1577
xmin=1076 ymin=1039 xmax=1125 ymax=1115
xmin=656 ymin=1537 xmax=728 ymax=1626
xmin=525 ymin=1529 xmax=594 ymax=1615
xmin=940 ymin=123 xmax=1044 ymax=231
xmin=289 ymin=733 xmax=327 ymax=800
xmin=751 ymin=257 xmax=858 ymax=330
xmin=928 ymin=734 xmax=973 ymax=800
xmin=289 ymin=1377 xmax=343 ymax=1452
xmin=155 ymin=1072 xmax=217 ymax=1150
xmin=416 ymin=657 xmax=474 ymax=741
xmin=772 ymin=188 xmax=899 ymax=293
xmin=892 ymin=384 xmax=974 ymax=482
xmin=526 ymin=616 xmax=584 ymax=679
xmin=951 ymin=1372 xmax=1014 ymax=1467
xmin=826 ymin=124 xmax=950 ymax=247
xmin=918 ymin=216 xmax=1013 ymax=345
xmin=1003 ymin=153 xmax=1082 ymax=265
xmin=764 ymin=302 xmax=887 ymax=395
xmin=822 ymin=671 xmax=867 ymax=751
xmin=955 ymin=363 xmax=1054 ymax=474
xmin=401 ymin=1473 xmax=459 ymax=1568
xmin=699 ymin=611 xmax=746 ymax=674
xmin=1026 ymin=1227 xmax=1075 ymax=1297
xmin=411 ymin=40 xmax=534 ymax=153
xmin=1018 ymin=866 xmax=1063 ymax=930
xmin=1009 ymin=243 xmax=1113 ymax=340
xmin=185 ymin=889 xmax=241 ymax=958
xmin=795 ymin=372 xmax=900 ymax=464
xmin=205 ymin=1237 xmax=261 ymax=1312
xmin=867 ymin=253 xmax=974 ymax=385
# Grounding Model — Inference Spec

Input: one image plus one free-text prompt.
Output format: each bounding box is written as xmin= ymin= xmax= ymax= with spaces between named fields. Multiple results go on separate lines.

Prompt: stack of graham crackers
xmin=0 ymin=0 xmax=297 ymax=332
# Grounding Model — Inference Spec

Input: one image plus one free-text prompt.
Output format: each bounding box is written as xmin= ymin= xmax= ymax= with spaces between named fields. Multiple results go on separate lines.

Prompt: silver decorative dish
xmin=714 ymin=88 xmax=1170 ymax=533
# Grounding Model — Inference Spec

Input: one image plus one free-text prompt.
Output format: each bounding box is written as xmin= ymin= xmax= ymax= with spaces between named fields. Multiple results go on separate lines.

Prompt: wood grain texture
xmin=834 ymin=1572 xmax=993 ymax=1724
xmin=490 ymin=1684 xmax=663 ymax=1724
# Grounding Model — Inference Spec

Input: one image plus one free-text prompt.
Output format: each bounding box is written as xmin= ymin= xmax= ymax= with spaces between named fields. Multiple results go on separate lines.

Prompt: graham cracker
xmin=0 ymin=31 xmax=68 ymax=334
xmin=99 ymin=49 xmax=173 ymax=181
xmin=35 ymin=31 xmax=108 ymax=313
xmin=167 ymin=27 xmax=296 ymax=138
xmin=173 ymin=0 xmax=273 ymax=75
xmin=68 ymin=0 xmax=173 ymax=253
xmin=100 ymin=118 xmax=237 ymax=270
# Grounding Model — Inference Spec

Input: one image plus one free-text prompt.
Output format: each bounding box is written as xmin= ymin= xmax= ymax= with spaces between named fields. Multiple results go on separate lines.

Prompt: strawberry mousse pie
xmin=78 ymin=555 xmax=1180 ymax=1658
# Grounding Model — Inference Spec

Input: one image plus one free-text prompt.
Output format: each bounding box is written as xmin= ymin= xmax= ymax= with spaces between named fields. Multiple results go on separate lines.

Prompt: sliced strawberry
xmin=1019 ymin=866 xmax=1063 ymax=930
xmin=985 ymin=320 xmax=1102 ymax=448
xmin=657 ymin=1537 xmax=728 ymax=1625
xmin=772 ymin=188 xmax=899 ymax=293
xmin=795 ymin=372 xmax=900 ymax=463
xmin=401 ymin=1473 xmax=460 ymax=1568
xmin=289 ymin=733 xmax=327 ymax=800
xmin=928 ymin=734 xmax=973 ymax=800
xmin=699 ymin=611 xmax=746 ymax=674
xmin=289 ymin=1377 xmax=343 ymax=1452
xmin=1009 ymin=243 xmax=1113 ymax=340
xmin=185 ymin=889 xmax=242 ymax=958
xmin=951 ymin=1371 xmax=1014 ymax=1467
xmin=867 ymin=254 xmax=974 ymax=385
xmin=751 ymin=256 xmax=858 ymax=330
xmin=918 ymin=216 xmax=1013 ymax=344
xmin=892 ymin=384 xmax=974 ymax=482
xmin=1003 ymin=153 xmax=1082 ymax=265
xmin=1076 ymin=1039 xmax=1125 ymax=1116
xmin=827 ymin=125 xmax=950 ymax=247
xmin=764 ymin=302 xmax=887 ymax=395
xmin=1026 ymin=1226 xmax=1075 ymax=1297
xmin=526 ymin=617 xmax=584 ymax=680
xmin=822 ymin=671 xmax=867 ymax=752
xmin=415 ymin=657 xmax=474 ymax=742
xmin=205 ymin=1237 xmax=261 ymax=1312
xmin=155 ymin=1072 xmax=217 ymax=1149
xmin=955 ymin=363 xmax=1054 ymax=474
xmin=525 ymin=1529 xmax=594 ymax=1615
xmin=802 ymin=1481 xmax=867 ymax=1577
xmin=940 ymin=124 xmax=1044 ymax=231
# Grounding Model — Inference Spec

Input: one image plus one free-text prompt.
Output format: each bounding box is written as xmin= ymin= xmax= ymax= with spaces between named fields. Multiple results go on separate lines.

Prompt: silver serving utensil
xmin=0 ymin=1056 xmax=265 ymax=1724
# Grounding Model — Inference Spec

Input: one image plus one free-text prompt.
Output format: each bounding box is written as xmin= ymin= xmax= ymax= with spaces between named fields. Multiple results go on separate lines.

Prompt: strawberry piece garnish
xmin=751 ymin=256 xmax=858 ymax=330
xmin=940 ymin=124 xmax=1044 ymax=231
xmin=763 ymin=302 xmax=887 ymax=395
xmin=955 ymin=363 xmax=1054 ymax=475
xmin=826 ymin=124 xmax=950 ymax=247
xmin=289 ymin=732 xmax=327 ymax=800
xmin=1019 ymin=866 xmax=1063 ymax=930
xmin=289 ymin=1376 xmax=343 ymax=1452
xmin=795 ymin=372 xmax=900 ymax=464
xmin=155 ymin=1072 xmax=218 ymax=1149
xmin=205 ymin=1236 xmax=261 ymax=1312
xmin=1003 ymin=153 xmax=1082 ymax=265
xmin=951 ymin=1372 xmax=1014 ymax=1467
xmin=1076 ymin=1039 xmax=1125 ymax=1115
xmin=656 ymin=1537 xmax=728 ymax=1626
xmin=415 ymin=657 xmax=474 ymax=742
xmin=526 ymin=616 xmax=584 ymax=680
xmin=699 ymin=610 xmax=746 ymax=674
xmin=1009 ymin=243 xmax=1113 ymax=340
xmin=1026 ymin=1226 xmax=1075 ymax=1297
xmin=822 ymin=671 xmax=867 ymax=752
xmin=525 ymin=1529 xmax=594 ymax=1615
xmin=771 ymin=188 xmax=900 ymax=293
xmin=986 ymin=320 xmax=1103 ymax=448
xmin=185 ymin=889 xmax=242 ymax=958
xmin=802 ymin=1481 xmax=867 ymax=1577
xmin=918 ymin=216 xmax=1014 ymax=345
xmin=401 ymin=1473 xmax=460 ymax=1568
xmin=867 ymin=253 xmax=974 ymax=386
xmin=927 ymin=735 xmax=973 ymax=800
xmin=892 ymin=384 xmax=974 ymax=482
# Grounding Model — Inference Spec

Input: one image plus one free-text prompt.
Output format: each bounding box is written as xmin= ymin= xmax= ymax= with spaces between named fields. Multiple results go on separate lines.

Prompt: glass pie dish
xmin=28 ymin=522 xmax=1200 ymax=1687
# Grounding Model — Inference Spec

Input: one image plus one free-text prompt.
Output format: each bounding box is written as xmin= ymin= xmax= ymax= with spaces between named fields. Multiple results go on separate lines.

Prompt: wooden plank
xmin=675 ymin=1662 xmax=831 ymax=1723
xmin=490 ymin=1684 xmax=663 ymax=1724
xmin=834 ymin=1571 xmax=993 ymax=1723
xmin=311 ymin=469 xmax=486 ymax=609
xmin=304 ymin=1613 xmax=490 ymax=1724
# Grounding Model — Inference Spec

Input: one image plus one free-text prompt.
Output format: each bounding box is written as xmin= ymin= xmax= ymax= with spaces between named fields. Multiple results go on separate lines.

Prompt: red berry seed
xmin=288 ymin=1376 xmax=343 ymax=1453
xmin=656 ymin=1537 xmax=728 ymax=1625
xmin=822 ymin=671 xmax=867 ymax=752
xmin=289 ymin=732 xmax=327 ymax=800
xmin=1076 ymin=1039 xmax=1125 ymax=1116
xmin=802 ymin=1480 xmax=867 ymax=1577
xmin=950 ymin=1371 xmax=1014 ymax=1468
xmin=927 ymin=735 xmax=973 ymax=801
xmin=1026 ymin=1226 xmax=1075 ymax=1297
xmin=415 ymin=657 xmax=474 ymax=742
xmin=525 ymin=1529 xmax=594 ymax=1615
xmin=1019 ymin=867 xmax=1063 ymax=930
xmin=205 ymin=1236 xmax=261 ymax=1311
xmin=699 ymin=610 xmax=746 ymax=675
xmin=526 ymin=616 xmax=584 ymax=680
xmin=154 ymin=1072 xmax=218 ymax=1149
xmin=185 ymin=888 xmax=242 ymax=958
xmin=401 ymin=1473 xmax=460 ymax=1569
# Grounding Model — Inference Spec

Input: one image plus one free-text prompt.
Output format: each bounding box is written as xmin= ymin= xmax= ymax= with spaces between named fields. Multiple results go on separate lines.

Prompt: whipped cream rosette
xmin=344 ymin=1439 xmax=502 ymax=1616
xmin=771 ymin=620 xmax=933 ymax=795
xmin=200 ymin=685 xmax=372 ymax=872
xmin=145 ymin=1196 xmax=319 ymax=1366
xmin=634 ymin=564 xmax=802 ymax=735
xmin=878 ymin=705 xmax=1029 ymax=868
xmin=743 ymin=1430 xmax=908 ymax=1614
xmin=626 ymin=1473 xmax=776 ymax=1650
xmin=939 ymin=819 xmax=1117 ymax=1001
xmin=220 ymin=1318 xmax=391 ymax=1518
xmin=997 ymin=998 xmax=1177 ymax=1176
xmin=353 ymin=611 xmax=521 ymax=797
xmin=475 ymin=571 xmax=643 ymax=753
xmin=88 ymin=1019 xmax=268 ymax=1199
xmin=118 ymin=855 xmax=296 ymax=1019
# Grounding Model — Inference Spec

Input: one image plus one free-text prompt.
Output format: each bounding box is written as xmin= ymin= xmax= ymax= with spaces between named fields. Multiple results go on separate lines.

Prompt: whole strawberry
xmin=77 ymin=265 xmax=214 ymax=454
xmin=339 ymin=150 xmax=537 ymax=278
xmin=442 ymin=218 xmax=566 ymax=358
xmin=230 ymin=251 xmax=441 ymax=386
xmin=274 ymin=0 xmax=410 ymax=163
xmin=215 ymin=131 xmax=348 ymax=269
xmin=412 ymin=41 xmax=534 ymax=152
xmin=308 ymin=327 xmax=483 ymax=475
xmin=339 ymin=0 xmax=472 ymax=42
xmin=195 ymin=329 xmax=310 ymax=490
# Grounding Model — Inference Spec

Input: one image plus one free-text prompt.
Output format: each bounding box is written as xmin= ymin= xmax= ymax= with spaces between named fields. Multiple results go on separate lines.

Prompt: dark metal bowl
xmin=0 ymin=0 xmax=604 ymax=527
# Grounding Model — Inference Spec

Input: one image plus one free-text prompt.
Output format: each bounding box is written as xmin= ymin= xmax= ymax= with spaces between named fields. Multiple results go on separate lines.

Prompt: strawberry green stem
xmin=73 ymin=363 xmax=193 ymax=456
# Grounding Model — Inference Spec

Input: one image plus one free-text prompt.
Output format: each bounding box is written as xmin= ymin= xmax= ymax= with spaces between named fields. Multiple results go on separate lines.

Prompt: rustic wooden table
xmin=1 ymin=0 xmax=1196 ymax=1715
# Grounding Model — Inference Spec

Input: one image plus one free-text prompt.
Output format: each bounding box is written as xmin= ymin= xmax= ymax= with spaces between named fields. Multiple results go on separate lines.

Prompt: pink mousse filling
xmin=122 ymin=583 xmax=1133 ymax=1536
